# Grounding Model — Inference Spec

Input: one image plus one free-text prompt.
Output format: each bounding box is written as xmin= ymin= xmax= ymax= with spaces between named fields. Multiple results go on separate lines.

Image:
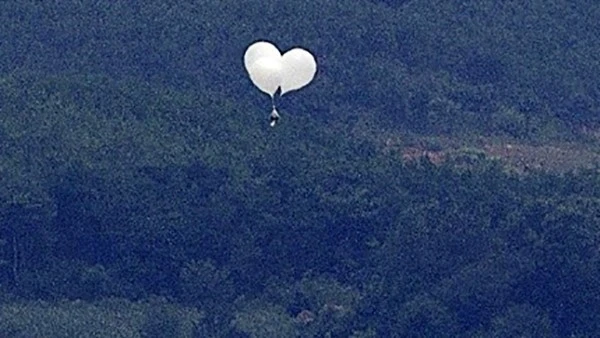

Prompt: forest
xmin=0 ymin=0 xmax=600 ymax=337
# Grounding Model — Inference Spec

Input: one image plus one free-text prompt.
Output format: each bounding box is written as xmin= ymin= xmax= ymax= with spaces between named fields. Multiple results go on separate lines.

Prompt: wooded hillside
xmin=0 ymin=1 xmax=599 ymax=336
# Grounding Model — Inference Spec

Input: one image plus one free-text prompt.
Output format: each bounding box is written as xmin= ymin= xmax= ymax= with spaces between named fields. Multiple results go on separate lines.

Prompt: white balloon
xmin=280 ymin=48 xmax=317 ymax=95
xmin=243 ymin=41 xmax=317 ymax=99
xmin=244 ymin=41 xmax=281 ymax=75
xmin=246 ymin=56 xmax=283 ymax=97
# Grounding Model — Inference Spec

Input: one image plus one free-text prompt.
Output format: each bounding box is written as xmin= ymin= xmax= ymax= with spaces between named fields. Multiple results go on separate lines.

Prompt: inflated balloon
xmin=280 ymin=48 xmax=317 ymax=95
xmin=243 ymin=40 xmax=317 ymax=126
xmin=244 ymin=41 xmax=317 ymax=96
xmin=246 ymin=56 xmax=283 ymax=97
xmin=244 ymin=41 xmax=281 ymax=73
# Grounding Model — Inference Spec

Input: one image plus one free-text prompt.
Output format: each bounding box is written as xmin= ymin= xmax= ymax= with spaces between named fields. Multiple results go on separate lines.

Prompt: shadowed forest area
xmin=1 ymin=1 xmax=600 ymax=337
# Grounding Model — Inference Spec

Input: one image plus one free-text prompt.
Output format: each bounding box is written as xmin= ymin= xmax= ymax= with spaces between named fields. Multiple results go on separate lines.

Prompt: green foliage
xmin=491 ymin=106 xmax=531 ymax=139
xmin=139 ymin=297 xmax=201 ymax=338
xmin=395 ymin=293 xmax=459 ymax=337
xmin=179 ymin=259 xmax=236 ymax=315
xmin=0 ymin=297 xmax=201 ymax=338
xmin=232 ymin=299 xmax=299 ymax=338
xmin=473 ymin=304 xmax=556 ymax=338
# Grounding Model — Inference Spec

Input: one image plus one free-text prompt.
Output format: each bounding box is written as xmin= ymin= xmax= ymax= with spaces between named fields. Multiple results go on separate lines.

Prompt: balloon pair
xmin=244 ymin=41 xmax=317 ymax=126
